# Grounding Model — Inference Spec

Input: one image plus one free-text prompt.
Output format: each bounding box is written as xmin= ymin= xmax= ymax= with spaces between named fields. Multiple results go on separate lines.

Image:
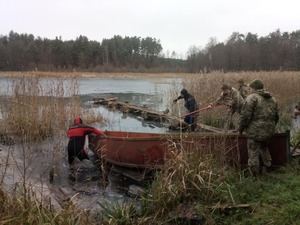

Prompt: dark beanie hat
xmin=249 ymin=79 xmax=264 ymax=90
xmin=180 ymin=88 xmax=188 ymax=96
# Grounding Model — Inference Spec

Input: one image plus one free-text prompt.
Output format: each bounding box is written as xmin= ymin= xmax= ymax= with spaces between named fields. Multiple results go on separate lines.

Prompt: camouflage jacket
xmin=239 ymin=89 xmax=279 ymax=141
xmin=214 ymin=87 xmax=245 ymax=113
xmin=238 ymin=84 xmax=249 ymax=99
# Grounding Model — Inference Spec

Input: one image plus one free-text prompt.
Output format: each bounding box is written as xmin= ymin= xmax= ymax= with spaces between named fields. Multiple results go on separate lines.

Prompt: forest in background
xmin=0 ymin=29 xmax=300 ymax=73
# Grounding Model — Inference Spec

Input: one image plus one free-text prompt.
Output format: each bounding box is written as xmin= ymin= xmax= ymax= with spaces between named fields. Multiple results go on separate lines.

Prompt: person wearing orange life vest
xmin=67 ymin=117 xmax=105 ymax=167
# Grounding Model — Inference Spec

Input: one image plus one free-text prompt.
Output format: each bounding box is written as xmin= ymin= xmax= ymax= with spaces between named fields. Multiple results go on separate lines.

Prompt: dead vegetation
xmin=0 ymin=71 xmax=299 ymax=224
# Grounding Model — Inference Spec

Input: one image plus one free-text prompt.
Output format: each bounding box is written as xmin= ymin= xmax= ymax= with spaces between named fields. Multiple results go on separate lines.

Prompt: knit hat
xmin=221 ymin=84 xmax=231 ymax=90
xmin=180 ymin=88 xmax=188 ymax=97
xmin=249 ymin=79 xmax=264 ymax=90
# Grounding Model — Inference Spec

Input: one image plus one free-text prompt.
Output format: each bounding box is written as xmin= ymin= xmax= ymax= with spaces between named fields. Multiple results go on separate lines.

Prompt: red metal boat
xmin=88 ymin=131 xmax=291 ymax=169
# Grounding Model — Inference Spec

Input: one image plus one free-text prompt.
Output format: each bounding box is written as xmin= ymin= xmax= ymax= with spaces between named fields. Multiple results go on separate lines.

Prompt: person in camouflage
xmin=239 ymin=79 xmax=279 ymax=176
xmin=210 ymin=84 xmax=245 ymax=131
xmin=237 ymin=79 xmax=249 ymax=99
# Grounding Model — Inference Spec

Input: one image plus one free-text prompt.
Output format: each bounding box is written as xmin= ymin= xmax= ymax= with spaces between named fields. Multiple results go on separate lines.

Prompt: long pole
xmin=180 ymin=104 xmax=220 ymax=118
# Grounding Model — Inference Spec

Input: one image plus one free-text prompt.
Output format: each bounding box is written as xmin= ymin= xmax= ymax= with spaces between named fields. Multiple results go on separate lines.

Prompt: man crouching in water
xmin=67 ymin=117 xmax=105 ymax=170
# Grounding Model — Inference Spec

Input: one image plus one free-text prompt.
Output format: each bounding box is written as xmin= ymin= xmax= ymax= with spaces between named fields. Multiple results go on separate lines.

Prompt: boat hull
xmin=88 ymin=131 xmax=290 ymax=169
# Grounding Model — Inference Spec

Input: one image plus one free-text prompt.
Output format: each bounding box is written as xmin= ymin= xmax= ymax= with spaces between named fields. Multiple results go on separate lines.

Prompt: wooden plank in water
xmin=114 ymin=102 xmax=170 ymax=122
xmin=93 ymin=97 xmax=168 ymax=117
xmin=92 ymin=97 xmax=228 ymax=133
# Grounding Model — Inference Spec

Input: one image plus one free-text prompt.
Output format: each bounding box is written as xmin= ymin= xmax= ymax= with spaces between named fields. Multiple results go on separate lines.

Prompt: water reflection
xmin=92 ymin=106 xmax=169 ymax=133
xmin=78 ymin=78 xmax=176 ymax=133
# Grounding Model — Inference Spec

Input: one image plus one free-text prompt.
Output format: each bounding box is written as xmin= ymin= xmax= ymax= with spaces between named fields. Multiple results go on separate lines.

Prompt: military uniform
xmin=237 ymin=79 xmax=249 ymax=99
xmin=212 ymin=85 xmax=245 ymax=130
xmin=238 ymin=84 xmax=249 ymax=99
xmin=214 ymin=87 xmax=245 ymax=114
xmin=239 ymin=79 xmax=279 ymax=176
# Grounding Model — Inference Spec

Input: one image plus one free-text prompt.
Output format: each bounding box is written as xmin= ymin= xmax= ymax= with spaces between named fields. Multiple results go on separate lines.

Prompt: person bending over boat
xmin=67 ymin=117 xmax=105 ymax=169
xmin=239 ymin=79 xmax=279 ymax=177
xmin=173 ymin=88 xmax=198 ymax=132
xmin=209 ymin=84 xmax=245 ymax=131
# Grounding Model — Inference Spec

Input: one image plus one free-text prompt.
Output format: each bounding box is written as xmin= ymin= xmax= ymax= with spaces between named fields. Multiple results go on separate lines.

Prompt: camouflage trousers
xmin=247 ymin=139 xmax=272 ymax=168
xmin=223 ymin=110 xmax=241 ymax=131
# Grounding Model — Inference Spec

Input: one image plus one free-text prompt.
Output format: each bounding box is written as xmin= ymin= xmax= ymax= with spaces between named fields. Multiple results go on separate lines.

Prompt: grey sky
xmin=1 ymin=0 xmax=299 ymax=59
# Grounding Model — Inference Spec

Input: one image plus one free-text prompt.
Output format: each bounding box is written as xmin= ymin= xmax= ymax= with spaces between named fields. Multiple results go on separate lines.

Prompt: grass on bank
xmin=99 ymin=157 xmax=300 ymax=225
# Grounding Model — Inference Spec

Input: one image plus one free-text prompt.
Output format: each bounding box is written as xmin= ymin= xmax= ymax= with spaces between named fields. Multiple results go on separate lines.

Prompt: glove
xmin=173 ymin=99 xmax=178 ymax=104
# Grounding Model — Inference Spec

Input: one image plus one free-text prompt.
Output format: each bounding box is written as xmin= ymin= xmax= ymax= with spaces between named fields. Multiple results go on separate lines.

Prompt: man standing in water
xmin=67 ymin=117 xmax=105 ymax=170
xmin=239 ymin=79 xmax=279 ymax=176
xmin=173 ymin=88 xmax=198 ymax=132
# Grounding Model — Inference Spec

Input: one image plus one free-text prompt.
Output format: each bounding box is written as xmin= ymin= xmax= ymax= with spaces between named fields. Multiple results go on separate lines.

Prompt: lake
xmin=78 ymin=77 xmax=182 ymax=133
xmin=0 ymin=76 xmax=183 ymax=132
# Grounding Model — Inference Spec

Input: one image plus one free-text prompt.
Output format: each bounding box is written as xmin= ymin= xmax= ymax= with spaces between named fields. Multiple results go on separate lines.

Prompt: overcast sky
xmin=1 ymin=0 xmax=300 ymax=59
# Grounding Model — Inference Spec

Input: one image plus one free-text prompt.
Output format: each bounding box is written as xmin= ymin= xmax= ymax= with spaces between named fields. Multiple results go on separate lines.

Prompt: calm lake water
xmin=78 ymin=77 xmax=180 ymax=133
xmin=0 ymin=76 xmax=182 ymax=132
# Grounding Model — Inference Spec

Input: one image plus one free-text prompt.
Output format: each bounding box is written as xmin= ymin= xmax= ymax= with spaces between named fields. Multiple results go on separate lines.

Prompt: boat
xmin=88 ymin=131 xmax=291 ymax=169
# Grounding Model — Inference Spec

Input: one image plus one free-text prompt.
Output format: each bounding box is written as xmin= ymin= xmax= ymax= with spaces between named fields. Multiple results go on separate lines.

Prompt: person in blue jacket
xmin=173 ymin=89 xmax=198 ymax=131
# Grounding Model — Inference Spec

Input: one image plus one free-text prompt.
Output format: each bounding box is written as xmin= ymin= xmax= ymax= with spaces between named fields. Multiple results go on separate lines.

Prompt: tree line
xmin=1 ymin=29 xmax=300 ymax=73
xmin=0 ymin=31 xmax=186 ymax=72
xmin=188 ymin=29 xmax=300 ymax=73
